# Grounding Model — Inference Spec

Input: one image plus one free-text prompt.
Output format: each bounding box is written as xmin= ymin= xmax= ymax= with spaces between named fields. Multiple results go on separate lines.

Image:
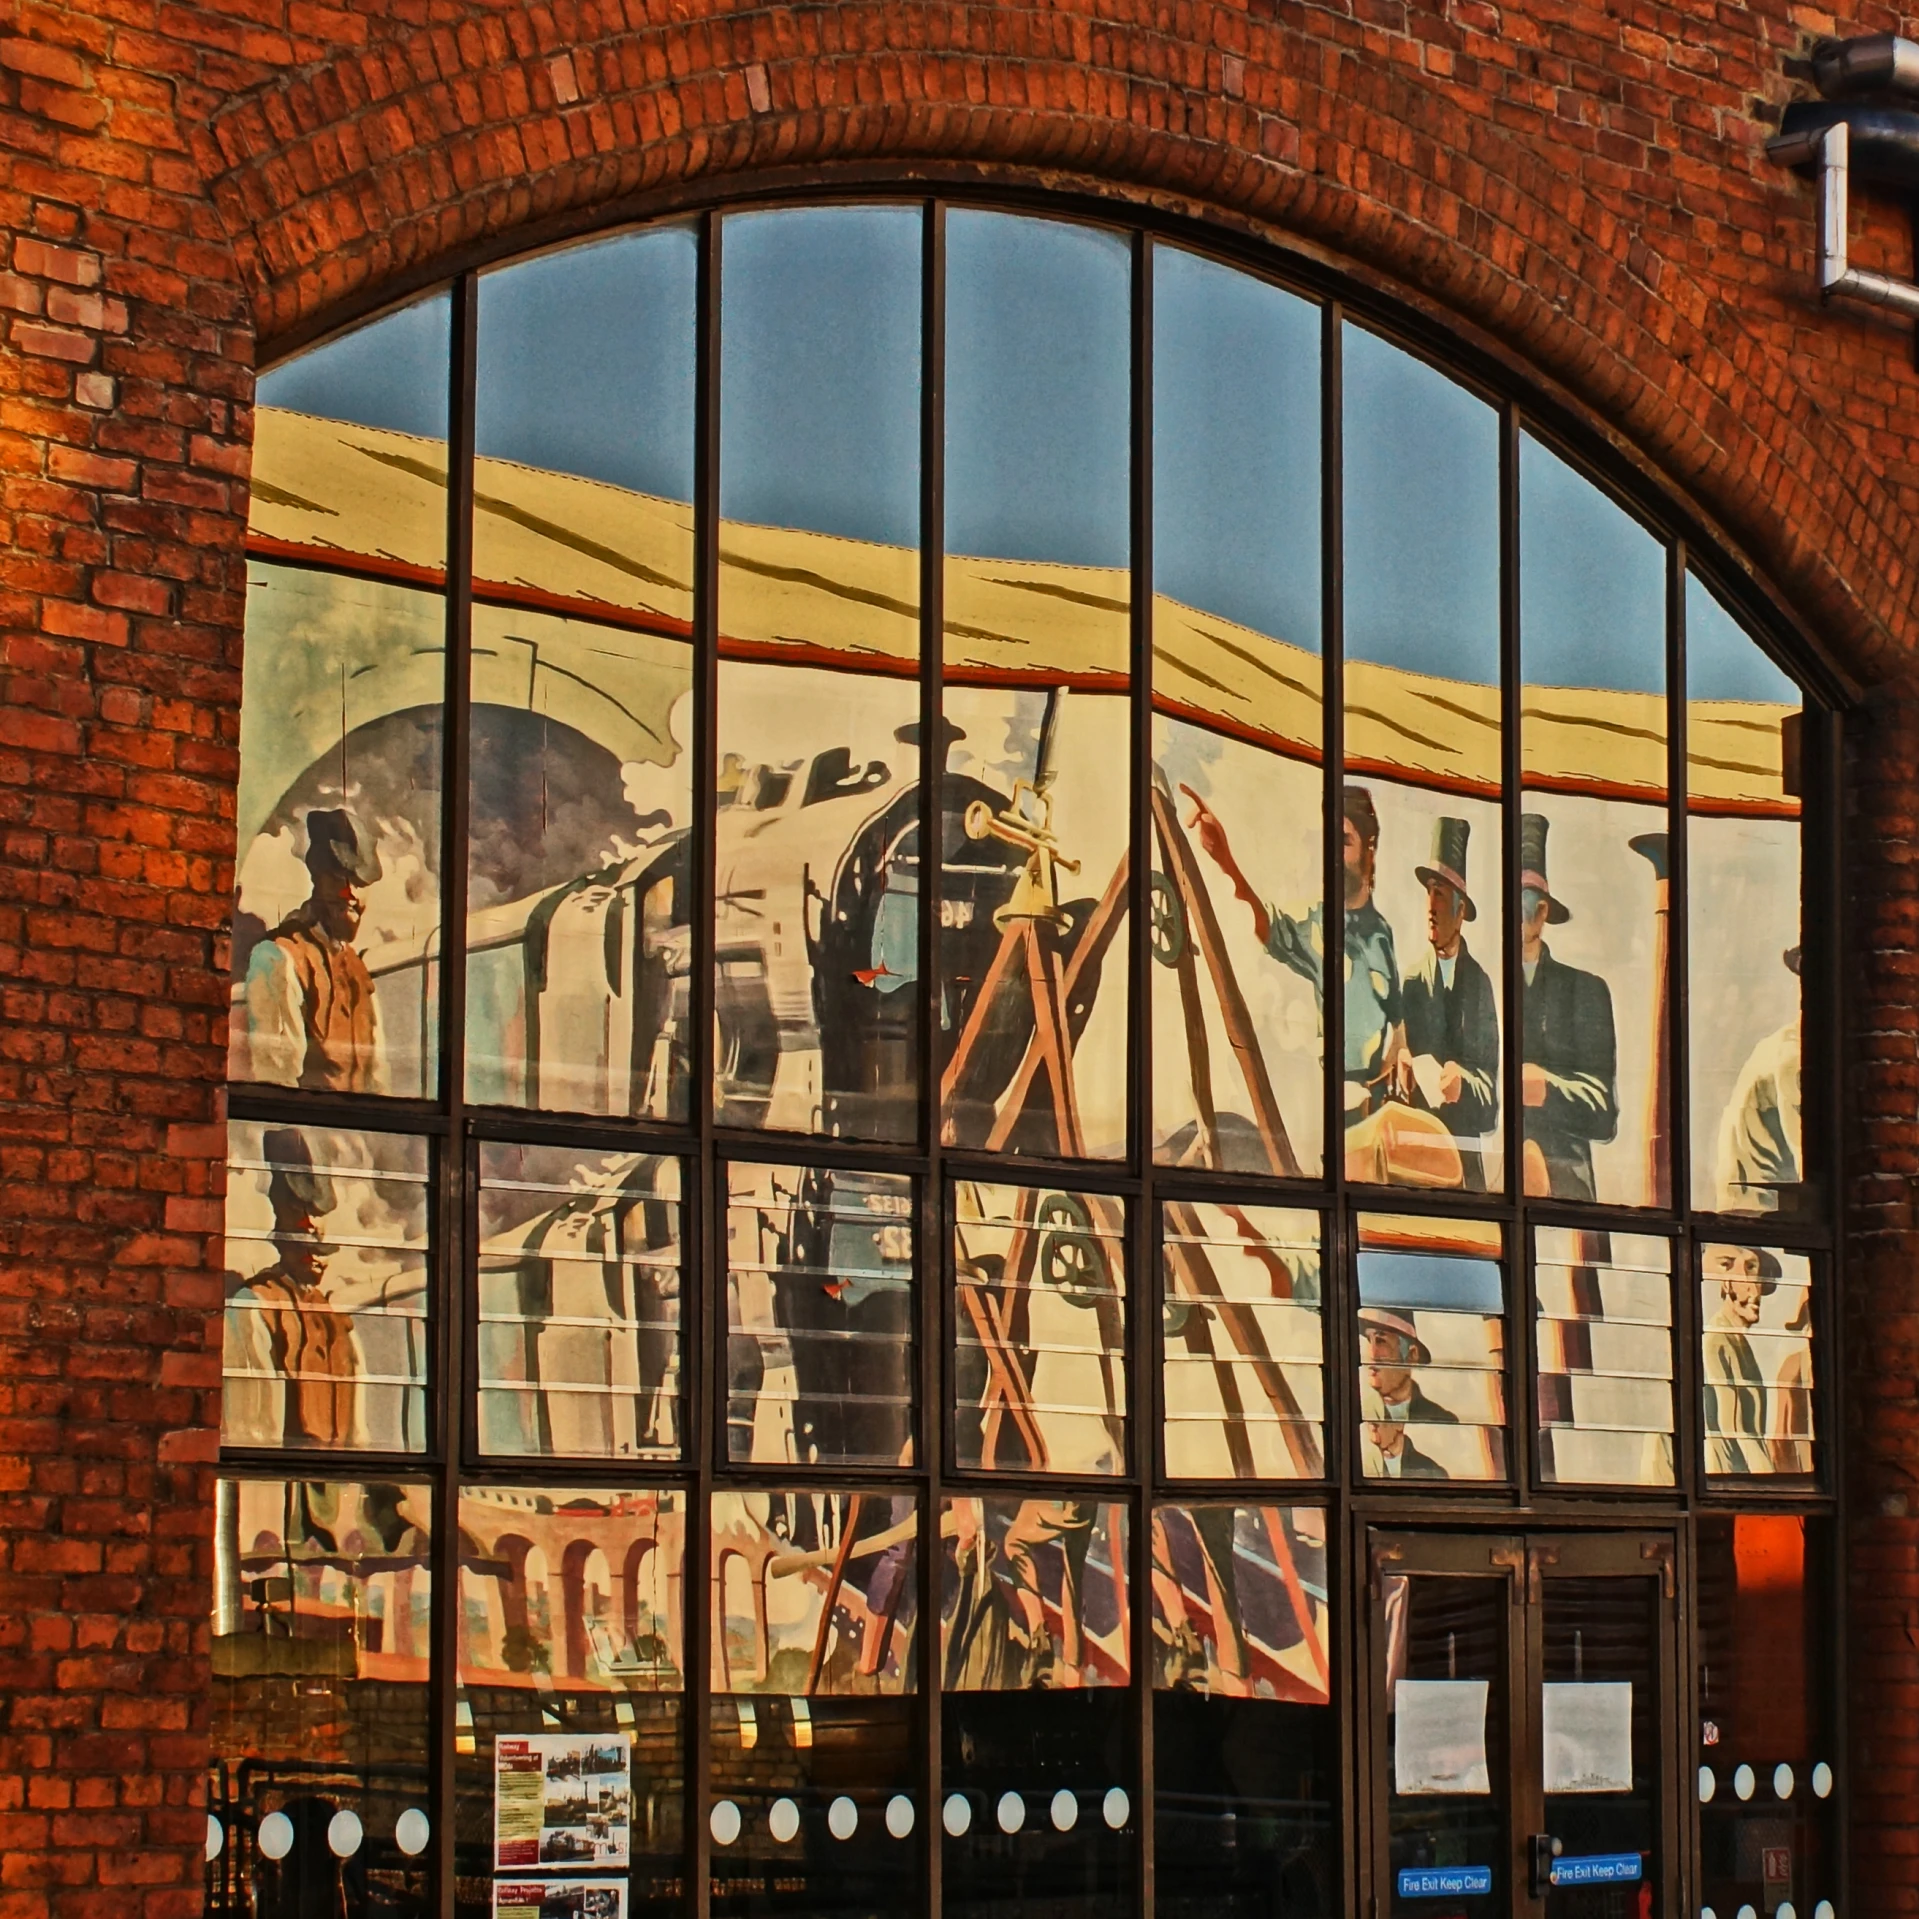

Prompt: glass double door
xmin=1363 ymin=1529 xmax=1679 ymax=1919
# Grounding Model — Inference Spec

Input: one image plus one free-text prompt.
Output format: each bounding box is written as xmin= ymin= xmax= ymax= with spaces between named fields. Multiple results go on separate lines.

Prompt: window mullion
xmin=428 ymin=267 xmax=479 ymax=1919
xmin=687 ymin=205 xmax=724 ymax=1919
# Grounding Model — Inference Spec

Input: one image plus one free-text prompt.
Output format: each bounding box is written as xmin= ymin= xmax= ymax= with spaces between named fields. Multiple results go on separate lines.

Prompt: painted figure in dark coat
xmin=1396 ymin=817 xmax=1500 ymax=1189
xmin=1519 ymin=814 xmax=1619 ymax=1200
xmin=1359 ymin=1307 xmax=1454 ymax=1481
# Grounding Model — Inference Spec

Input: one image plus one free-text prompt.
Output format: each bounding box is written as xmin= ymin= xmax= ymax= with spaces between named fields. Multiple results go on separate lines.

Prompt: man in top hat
xmin=1396 ymin=818 xmax=1500 ymax=1189
xmin=222 ymin=1129 xmax=360 ymax=1449
xmin=242 ymin=808 xmax=387 ymax=1094
xmin=1182 ymin=780 xmax=1408 ymax=1128
xmin=1518 ymin=814 xmax=1619 ymax=1200
xmin=1701 ymin=1243 xmax=1780 ymax=1476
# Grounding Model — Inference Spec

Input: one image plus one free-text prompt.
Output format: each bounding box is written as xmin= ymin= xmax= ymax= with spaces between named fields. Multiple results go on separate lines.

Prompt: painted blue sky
xmin=1343 ymin=323 xmax=1501 ymax=685
xmin=1687 ymin=571 xmax=1800 ymax=705
xmin=944 ymin=210 xmax=1132 ymax=569
xmin=259 ymin=288 xmax=451 ymax=442
xmin=1520 ymin=431 xmax=1665 ymax=695
xmin=475 ymin=226 xmax=698 ymax=503
xmin=720 ymin=205 xmax=922 ymax=548
xmin=256 ymin=223 xmax=1802 ymax=712
xmin=1153 ymin=245 xmax=1320 ymax=651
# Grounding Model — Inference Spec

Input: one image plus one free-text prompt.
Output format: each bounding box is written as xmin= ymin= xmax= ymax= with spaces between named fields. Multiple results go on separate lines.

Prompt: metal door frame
xmin=1356 ymin=1523 xmax=1686 ymax=1919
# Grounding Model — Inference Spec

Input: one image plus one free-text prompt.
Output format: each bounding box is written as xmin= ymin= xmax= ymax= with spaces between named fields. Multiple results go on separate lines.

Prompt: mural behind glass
xmin=216 ymin=205 xmax=1827 ymax=1919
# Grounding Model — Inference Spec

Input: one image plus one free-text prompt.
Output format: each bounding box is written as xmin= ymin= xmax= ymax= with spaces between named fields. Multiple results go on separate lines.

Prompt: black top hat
xmin=1518 ymin=813 xmax=1570 ymax=924
xmin=1342 ymin=784 xmax=1380 ymax=846
xmin=262 ymin=1128 xmax=336 ymax=1215
xmin=303 ymin=809 xmax=382 ymax=887
xmin=1415 ymin=817 xmax=1476 ymax=921
xmin=894 ymin=717 xmax=967 ymax=755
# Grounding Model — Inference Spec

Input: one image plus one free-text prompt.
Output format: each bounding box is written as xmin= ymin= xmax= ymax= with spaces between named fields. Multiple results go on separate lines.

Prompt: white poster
xmin=1394 ymin=1678 xmax=1492 ymax=1795
xmin=494 ymin=1883 xmax=628 ymax=1919
xmin=1543 ymin=1681 xmax=1634 ymax=1793
xmin=494 ymin=1731 xmax=633 ymax=1871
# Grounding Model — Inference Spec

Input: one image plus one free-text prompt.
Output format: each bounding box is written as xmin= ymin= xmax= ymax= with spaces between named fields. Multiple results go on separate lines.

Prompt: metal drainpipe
xmin=1769 ymin=119 xmax=1919 ymax=320
xmin=1809 ymin=33 xmax=1919 ymax=101
xmin=1768 ymin=36 xmax=1919 ymax=327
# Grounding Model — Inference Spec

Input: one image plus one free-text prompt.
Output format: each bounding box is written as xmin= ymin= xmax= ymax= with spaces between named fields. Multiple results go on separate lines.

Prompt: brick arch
xmin=186 ymin=0 xmax=1917 ymax=686
xmin=7 ymin=0 xmax=1917 ymax=1905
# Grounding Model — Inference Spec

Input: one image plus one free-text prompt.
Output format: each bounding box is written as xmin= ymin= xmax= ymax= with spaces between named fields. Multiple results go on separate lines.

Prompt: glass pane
xmin=221 ymin=1124 xmax=430 ymax=1452
xmin=230 ymin=565 xmax=444 ymax=1098
xmin=724 ymin=1162 xmax=915 ymax=1468
xmin=475 ymin=1146 xmax=682 ymax=1460
xmin=940 ymin=1497 xmax=1134 ymax=1913
xmin=209 ymin=1478 xmax=432 ymax=1917
xmin=940 ymin=1496 xmax=1130 ymax=1690
xmin=1382 ymin=1573 xmax=1509 ymax=1918
xmin=1540 ymin=1576 xmax=1660 ymax=1913
xmin=1519 ymin=436 xmax=1668 ymax=1206
xmin=1342 ymin=330 xmax=1503 ymax=1192
xmin=456 ymin=1486 xmax=685 ymax=1918
xmin=1347 ymin=782 xmax=1505 ymax=1190
xmin=253 ymin=292 xmax=450 ymax=573
xmin=709 ymin=1491 xmax=919 ymax=1915
xmin=475 ymin=226 xmax=695 ymax=621
xmin=1687 ymin=576 xmax=1806 ymax=1216
xmin=1344 ymin=327 xmax=1500 ymax=685
xmin=715 ymin=207 xmax=922 ymax=1142
xmin=1161 ymin=1202 xmax=1324 ymax=1479
xmin=941 ymin=212 xmax=1132 ymax=1161
xmin=1700 ymin=1243 xmax=1815 ymax=1477
xmin=1154 ymin=1504 xmax=1334 ymax=1917
xmin=1154 ymin=249 xmax=1321 ymax=653
xmin=1697 ymin=1516 xmax=1838 ymax=1919
xmin=1356 ymin=1215 xmax=1506 ymax=1482
xmin=465 ymin=607 xmax=694 ymax=1117
xmin=239 ymin=310 xmax=450 ymax=1107
xmin=469 ymin=229 xmax=698 ymax=1120
xmin=1152 ymin=248 xmax=1323 ymax=1178
xmin=1533 ymin=1229 xmax=1674 ymax=1488
xmin=953 ymin=1181 xmax=1127 ymax=1475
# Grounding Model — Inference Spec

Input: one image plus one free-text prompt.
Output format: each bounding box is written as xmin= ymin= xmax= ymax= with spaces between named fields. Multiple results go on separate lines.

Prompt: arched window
xmin=208 ymin=200 xmax=1837 ymax=1919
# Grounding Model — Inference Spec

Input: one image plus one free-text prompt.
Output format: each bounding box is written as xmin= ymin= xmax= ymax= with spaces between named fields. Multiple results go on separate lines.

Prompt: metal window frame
xmin=219 ymin=185 xmax=1846 ymax=1919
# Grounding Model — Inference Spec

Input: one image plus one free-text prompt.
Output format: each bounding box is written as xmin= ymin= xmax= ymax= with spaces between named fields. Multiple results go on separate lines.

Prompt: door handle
xmin=1528 ymin=1832 xmax=1563 ymax=1897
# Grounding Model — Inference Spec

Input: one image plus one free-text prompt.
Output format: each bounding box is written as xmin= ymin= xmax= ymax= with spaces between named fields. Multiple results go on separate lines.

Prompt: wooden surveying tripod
xmin=1148 ymin=769 xmax=1303 ymax=1179
xmin=939 ymin=772 xmax=1127 ymax=1473
xmin=936 ymin=748 xmax=1323 ymax=1508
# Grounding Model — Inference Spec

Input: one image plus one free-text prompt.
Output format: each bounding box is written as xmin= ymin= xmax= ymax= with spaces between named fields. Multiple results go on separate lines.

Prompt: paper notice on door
xmin=1543 ymin=1681 xmax=1634 ymax=1793
xmin=1394 ymin=1678 xmax=1492 ymax=1795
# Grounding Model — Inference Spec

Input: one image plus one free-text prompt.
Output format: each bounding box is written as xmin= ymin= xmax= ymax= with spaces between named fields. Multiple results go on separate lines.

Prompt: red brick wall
xmin=4 ymin=0 xmax=1918 ymax=1908
xmin=1844 ymin=682 xmax=1919 ymax=1918
xmin=1 ymin=18 xmax=250 ymax=1913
